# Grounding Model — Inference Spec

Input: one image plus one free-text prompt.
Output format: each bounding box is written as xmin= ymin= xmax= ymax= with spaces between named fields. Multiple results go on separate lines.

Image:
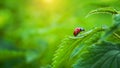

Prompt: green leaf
xmin=69 ymin=30 xmax=102 ymax=64
xmin=92 ymin=50 xmax=119 ymax=68
xmin=52 ymin=27 xmax=105 ymax=68
xmin=73 ymin=41 xmax=120 ymax=68
xmin=111 ymin=54 xmax=119 ymax=68
xmin=86 ymin=7 xmax=118 ymax=18
xmin=101 ymin=14 xmax=120 ymax=41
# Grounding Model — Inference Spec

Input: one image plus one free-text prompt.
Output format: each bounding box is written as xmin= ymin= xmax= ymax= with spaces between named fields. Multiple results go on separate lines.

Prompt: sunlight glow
xmin=44 ymin=0 xmax=53 ymax=4
xmin=29 ymin=0 xmax=64 ymax=13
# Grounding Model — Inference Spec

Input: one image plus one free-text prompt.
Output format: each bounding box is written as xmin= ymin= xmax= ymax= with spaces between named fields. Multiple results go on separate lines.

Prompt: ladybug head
xmin=80 ymin=28 xmax=85 ymax=31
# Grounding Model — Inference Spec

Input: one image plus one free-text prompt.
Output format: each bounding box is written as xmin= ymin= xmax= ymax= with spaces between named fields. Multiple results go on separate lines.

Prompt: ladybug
xmin=73 ymin=27 xmax=85 ymax=36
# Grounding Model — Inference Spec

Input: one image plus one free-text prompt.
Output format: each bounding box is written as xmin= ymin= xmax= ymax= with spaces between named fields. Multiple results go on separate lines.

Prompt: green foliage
xmin=52 ymin=27 xmax=105 ymax=68
xmin=73 ymin=41 xmax=120 ymax=68
xmin=86 ymin=7 xmax=118 ymax=18
xmin=52 ymin=8 xmax=120 ymax=68
xmin=1 ymin=0 xmax=120 ymax=68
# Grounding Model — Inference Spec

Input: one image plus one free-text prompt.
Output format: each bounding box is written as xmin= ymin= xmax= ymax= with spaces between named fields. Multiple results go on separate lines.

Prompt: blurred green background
xmin=0 ymin=0 xmax=120 ymax=68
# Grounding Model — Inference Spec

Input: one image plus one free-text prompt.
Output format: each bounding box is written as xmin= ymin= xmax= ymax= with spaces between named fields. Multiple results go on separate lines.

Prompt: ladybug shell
xmin=73 ymin=28 xmax=84 ymax=36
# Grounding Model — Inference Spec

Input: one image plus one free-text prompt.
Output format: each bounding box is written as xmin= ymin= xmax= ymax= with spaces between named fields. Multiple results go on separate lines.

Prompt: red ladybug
xmin=73 ymin=27 xmax=85 ymax=36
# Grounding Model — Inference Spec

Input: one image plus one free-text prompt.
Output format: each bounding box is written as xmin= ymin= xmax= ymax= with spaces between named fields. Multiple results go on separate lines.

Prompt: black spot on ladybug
xmin=73 ymin=27 xmax=85 ymax=36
